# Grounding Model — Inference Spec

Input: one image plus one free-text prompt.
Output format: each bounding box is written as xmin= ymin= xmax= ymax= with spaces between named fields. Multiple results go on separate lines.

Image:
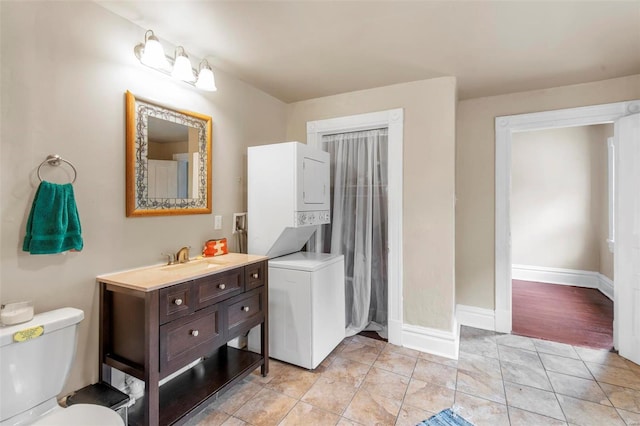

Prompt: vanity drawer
xmin=159 ymin=281 xmax=194 ymax=325
xmin=226 ymin=287 xmax=264 ymax=340
xmin=195 ymin=268 xmax=244 ymax=309
xmin=159 ymin=304 xmax=224 ymax=375
xmin=245 ymin=261 xmax=266 ymax=291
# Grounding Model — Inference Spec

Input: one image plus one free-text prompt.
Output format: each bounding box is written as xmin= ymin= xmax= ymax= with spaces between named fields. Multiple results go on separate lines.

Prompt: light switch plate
xmin=214 ymin=215 xmax=222 ymax=230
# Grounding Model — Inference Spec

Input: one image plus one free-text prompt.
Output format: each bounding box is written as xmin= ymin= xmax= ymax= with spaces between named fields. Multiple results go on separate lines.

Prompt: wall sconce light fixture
xmin=134 ymin=30 xmax=217 ymax=92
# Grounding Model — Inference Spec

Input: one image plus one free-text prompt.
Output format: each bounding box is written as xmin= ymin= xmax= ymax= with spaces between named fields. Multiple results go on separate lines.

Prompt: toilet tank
xmin=0 ymin=308 xmax=84 ymax=422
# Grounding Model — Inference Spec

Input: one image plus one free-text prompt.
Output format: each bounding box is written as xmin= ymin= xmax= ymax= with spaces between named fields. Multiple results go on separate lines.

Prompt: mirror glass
xmin=125 ymin=91 xmax=212 ymax=216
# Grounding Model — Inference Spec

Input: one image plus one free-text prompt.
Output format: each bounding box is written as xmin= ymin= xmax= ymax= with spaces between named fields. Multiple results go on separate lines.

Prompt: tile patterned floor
xmin=188 ymin=327 xmax=640 ymax=426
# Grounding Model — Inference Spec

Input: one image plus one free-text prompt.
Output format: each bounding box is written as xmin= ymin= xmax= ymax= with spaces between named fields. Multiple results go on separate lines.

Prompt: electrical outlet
xmin=214 ymin=215 xmax=222 ymax=230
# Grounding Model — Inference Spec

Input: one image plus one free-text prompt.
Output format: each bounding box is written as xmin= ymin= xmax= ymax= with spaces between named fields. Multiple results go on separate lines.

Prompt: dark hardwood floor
xmin=358 ymin=330 xmax=387 ymax=342
xmin=512 ymin=280 xmax=614 ymax=349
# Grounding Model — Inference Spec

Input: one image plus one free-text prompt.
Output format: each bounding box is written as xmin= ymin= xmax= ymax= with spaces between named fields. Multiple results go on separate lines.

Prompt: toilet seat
xmin=31 ymin=404 xmax=123 ymax=426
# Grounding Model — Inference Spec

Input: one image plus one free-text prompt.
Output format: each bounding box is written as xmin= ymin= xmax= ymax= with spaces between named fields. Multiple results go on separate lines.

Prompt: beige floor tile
xmin=417 ymin=351 xmax=458 ymax=368
xmin=617 ymin=408 xmax=640 ymax=425
xmin=186 ymin=328 xmax=640 ymax=426
xmin=507 ymin=406 xmax=568 ymax=426
xmin=532 ymin=339 xmax=579 ymax=359
xmin=501 ymin=359 xmax=552 ymax=391
xmin=459 ymin=336 xmax=499 ymax=359
xmin=504 ymin=382 xmax=565 ymax=421
xmin=212 ymin=380 xmax=264 ymax=415
xmin=627 ymin=360 xmax=640 ymax=375
xmin=453 ymin=391 xmax=510 ymax=426
xmin=498 ymin=345 xmax=543 ymax=368
xmin=539 ymin=352 xmax=592 ymax=379
xmin=574 ymin=346 xmax=630 ymax=369
xmin=313 ymin=354 xmax=336 ymax=374
xmin=556 ymin=394 xmax=626 ymax=426
xmin=279 ymin=401 xmax=340 ymax=426
xmin=361 ymin=367 xmax=410 ymax=402
xmin=373 ymin=350 xmax=417 ymax=377
xmin=412 ymin=359 xmax=457 ymax=389
xmin=394 ymin=404 xmax=433 ymax=426
xmin=221 ymin=417 xmax=247 ymax=426
xmin=322 ymin=356 xmax=371 ymax=388
xmin=249 ymin=366 xmax=276 ymax=385
xmin=343 ymin=388 xmax=401 ymax=426
xmin=495 ymin=334 xmax=537 ymax=351
xmin=233 ymin=387 xmax=297 ymax=426
xmin=265 ymin=364 xmax=319 ymax=399
xmin=456 ymin=369 xmax=506 ymax=404
xmin=301 ymin=376 xmax=358 ymax=415
xmin=382 ymin=343 xmax=420 ymax=359
xmin=404 ymin=378 xmax=455 ymax=413
xmin=193 ymin=408 xmax=230 ymax=426
xmin=460 ymin=326 xmax=496 ymax=340
xmin=339 ymin=341 xmax=383 ymax=366
xmin=457 ymin=351 xmax=502 ymax=379
xmin=349 ymin=335 xmax=387 ymax=351
xmin=336 ymin=417 xmax=363 ymax=425
xmin=586 ymin=361 xmax=640 ymax=390
xmin=600 ymin=382 xmax=640 ymax=413
xmin=546 ymin=371 xmax=610 ymax=405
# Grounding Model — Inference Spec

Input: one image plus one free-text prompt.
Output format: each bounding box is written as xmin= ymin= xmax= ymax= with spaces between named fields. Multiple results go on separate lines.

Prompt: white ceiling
xmin=98 ymin=1 xmax=640 ymax=103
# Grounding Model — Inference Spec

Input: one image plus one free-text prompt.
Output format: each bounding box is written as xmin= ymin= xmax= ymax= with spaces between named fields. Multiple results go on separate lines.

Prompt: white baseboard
xmin=388 ymin=319 xmax=403 ymax=346
xmin=598 ymin=274 xmax=614 ymax=300
xmin=456 ymin=304 xmax=495 ymax=331
xmin=401 ymin=322 xmax=459 ymax=360
xmin=512 ymin=264 xmax=613 ymax=301
xmin=494 ymin=309 xmax=511 ymax=334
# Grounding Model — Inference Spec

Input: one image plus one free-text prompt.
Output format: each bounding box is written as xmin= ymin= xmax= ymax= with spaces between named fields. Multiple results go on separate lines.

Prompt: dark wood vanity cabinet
xmin=98 ymin=256 xmax=269 ymax=426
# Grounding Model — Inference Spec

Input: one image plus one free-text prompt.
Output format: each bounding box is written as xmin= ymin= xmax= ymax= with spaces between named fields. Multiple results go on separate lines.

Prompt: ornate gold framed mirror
xmin=125 ymin=91 xmax=212 ymax=217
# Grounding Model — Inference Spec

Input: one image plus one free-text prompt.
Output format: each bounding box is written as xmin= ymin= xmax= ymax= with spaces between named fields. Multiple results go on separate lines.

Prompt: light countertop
xmin=96 ymin=253 xmax=268 ymax=292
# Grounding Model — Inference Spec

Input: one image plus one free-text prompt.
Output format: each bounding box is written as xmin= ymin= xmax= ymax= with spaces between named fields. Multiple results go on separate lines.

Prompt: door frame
xmin=495 ymin=100 xmax=640 ymax=345
xmin=307 ymin=108 xmax=404 ymax=345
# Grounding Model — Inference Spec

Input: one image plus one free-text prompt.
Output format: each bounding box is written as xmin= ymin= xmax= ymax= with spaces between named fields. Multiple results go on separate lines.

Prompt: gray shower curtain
xmin=319 ymin=128 xmax=388 ymax=337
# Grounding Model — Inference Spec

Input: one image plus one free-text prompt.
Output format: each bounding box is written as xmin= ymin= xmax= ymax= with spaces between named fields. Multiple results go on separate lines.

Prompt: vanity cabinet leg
xmin=144 ymin=291 xmax=160 ymax=426
xmin=260 ymin=281 xmax=269 ymax=377
xmin=99 ymin=282 xmax=111 ymax=385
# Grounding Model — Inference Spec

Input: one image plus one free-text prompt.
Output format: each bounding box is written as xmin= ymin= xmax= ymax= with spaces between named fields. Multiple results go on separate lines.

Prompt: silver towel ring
xmin=37 ymin=154 xmax=77 ymax=184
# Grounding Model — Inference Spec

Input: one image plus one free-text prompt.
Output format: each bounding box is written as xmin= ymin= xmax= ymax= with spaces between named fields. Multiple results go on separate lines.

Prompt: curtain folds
xmin=320 ymin=128 xmax=388 ymax=337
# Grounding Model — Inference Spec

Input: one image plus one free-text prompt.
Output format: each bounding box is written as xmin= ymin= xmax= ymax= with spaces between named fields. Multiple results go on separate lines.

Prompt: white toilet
xmin=0 ymin=308 xmax=124 ymax=426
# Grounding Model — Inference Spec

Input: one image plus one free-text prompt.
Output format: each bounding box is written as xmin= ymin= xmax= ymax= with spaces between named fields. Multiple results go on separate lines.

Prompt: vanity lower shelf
xmin=127 ymin=346 xmax=263 ymax=426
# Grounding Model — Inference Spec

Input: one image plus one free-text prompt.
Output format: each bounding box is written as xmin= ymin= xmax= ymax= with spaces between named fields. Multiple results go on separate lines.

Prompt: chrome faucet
xmin=176 ymin=246 xmax=191 ymax=263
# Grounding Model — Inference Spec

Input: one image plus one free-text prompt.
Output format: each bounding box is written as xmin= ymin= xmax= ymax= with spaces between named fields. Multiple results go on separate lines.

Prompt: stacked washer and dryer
xmin=247 ymin=142 xmax=345 ymax=370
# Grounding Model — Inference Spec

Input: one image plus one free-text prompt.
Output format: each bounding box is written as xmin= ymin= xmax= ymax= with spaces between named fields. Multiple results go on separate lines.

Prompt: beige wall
xmin=0 ymin=1 xmax=287 ymax=396
xmin=511 ymin=125 xmax=610 ymax=273
xmin=286 ymin=77 xmax=457 ymax=332
xmin=456 ymin=75 xmax=640 ymax=309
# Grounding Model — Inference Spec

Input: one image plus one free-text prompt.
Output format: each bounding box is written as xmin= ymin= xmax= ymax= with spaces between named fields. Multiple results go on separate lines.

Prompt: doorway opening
xmin=319 ymin=128 xmax=389 ymax=339
xmin=510 ymin=124 xmax=614 ymax=349
xmin=495 ymin=100 xmax=640 ymax=358
xmin=307 ymin=109 xmax=404 ymax=345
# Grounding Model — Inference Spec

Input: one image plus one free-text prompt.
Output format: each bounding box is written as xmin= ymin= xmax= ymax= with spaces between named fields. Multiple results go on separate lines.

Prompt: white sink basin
xmin=160 ymin=258 xmax=225 ymax=272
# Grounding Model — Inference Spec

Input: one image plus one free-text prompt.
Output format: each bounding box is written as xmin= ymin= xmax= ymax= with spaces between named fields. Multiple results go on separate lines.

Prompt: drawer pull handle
xmin=251 ymin=273 xmax=259 ymax=279
xmin=174 ymin=298 xmax=183 ymax=306
xmin=242 ymin=306 xmax=250 ymax=312
xmin=218 ymin=284 xmax=226 ymax=290
xmin=191 ymin=330 xmax=199 ymax=337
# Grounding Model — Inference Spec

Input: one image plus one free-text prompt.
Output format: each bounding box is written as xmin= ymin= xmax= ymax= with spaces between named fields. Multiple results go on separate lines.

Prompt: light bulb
xmin=195 ymin=62 xmax=217 ymax=92
xmin=140 ymin=33 xmax=170 ymax=70
xmin=172 ymin=53 xmax=195 ymax=82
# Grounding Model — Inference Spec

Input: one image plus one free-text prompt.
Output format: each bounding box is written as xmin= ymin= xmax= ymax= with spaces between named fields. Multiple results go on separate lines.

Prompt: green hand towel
xmin=23 ymin=181 xmax=83 ymax=254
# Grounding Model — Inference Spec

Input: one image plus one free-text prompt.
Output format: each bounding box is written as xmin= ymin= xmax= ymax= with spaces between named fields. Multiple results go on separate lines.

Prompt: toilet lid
xmin=31 ymin=404 xmax=124 ymax=426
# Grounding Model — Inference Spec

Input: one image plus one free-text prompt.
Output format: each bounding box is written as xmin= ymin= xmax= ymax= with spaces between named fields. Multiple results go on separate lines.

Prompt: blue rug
xmin=416 ymin=408 xmax=475 ymax=426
